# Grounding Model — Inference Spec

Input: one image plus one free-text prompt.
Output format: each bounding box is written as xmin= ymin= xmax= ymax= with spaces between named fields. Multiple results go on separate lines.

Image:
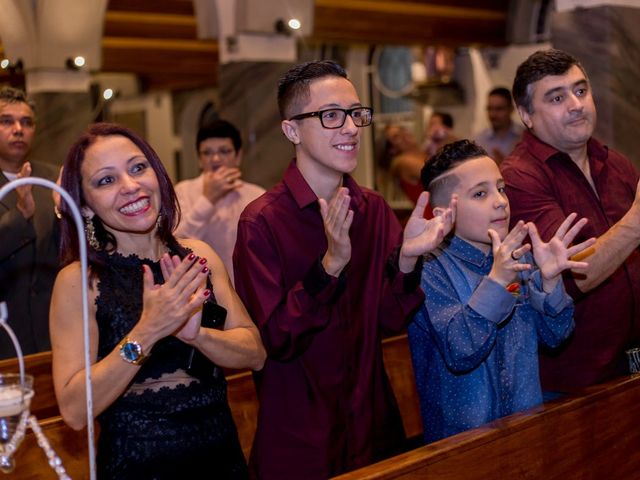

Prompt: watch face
xmin=120 ymin=342 xmax=141 ymax=362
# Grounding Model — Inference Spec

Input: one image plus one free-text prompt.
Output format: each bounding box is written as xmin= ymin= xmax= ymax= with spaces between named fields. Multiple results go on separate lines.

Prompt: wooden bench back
xmin=334 ymin=374 xmax=640 ymax=479
xmin=0 ymin=334 xmax=420 ymax=464
xmin=6 ymin=337 xmax=640 ymax=479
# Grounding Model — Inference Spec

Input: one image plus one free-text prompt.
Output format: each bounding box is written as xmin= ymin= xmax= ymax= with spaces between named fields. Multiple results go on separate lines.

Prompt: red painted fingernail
xmin=202 ymin=266 xmax=209 ymax=274
xmin=203 ymin=289 xmax=211 ymax=297
xmin=199 ymin=257 xmax=207 ymax=265
xmin=188 ymin=253 xmax=195 ymax=260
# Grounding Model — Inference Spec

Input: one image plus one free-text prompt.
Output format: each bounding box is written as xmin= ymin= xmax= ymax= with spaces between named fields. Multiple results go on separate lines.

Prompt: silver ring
xmin=511 ymin=250 xmax=518 ymax=261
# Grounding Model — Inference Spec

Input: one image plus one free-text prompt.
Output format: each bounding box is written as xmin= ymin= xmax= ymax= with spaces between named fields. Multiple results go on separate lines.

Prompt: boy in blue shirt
xmin=408 ymin=140 xmax=595 ymax=443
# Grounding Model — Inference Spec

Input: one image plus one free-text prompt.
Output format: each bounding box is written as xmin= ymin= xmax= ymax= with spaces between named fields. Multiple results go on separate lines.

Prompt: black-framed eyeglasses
xmin=288 ymin=107 xmax=373 ymax=129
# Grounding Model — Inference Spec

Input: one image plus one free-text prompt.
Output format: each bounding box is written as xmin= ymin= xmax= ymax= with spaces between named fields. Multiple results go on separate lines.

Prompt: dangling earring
xmin=83 ymin=216 xmax=100 ymax=250
xmin=155 ymin=214 xmax=162 ymax=234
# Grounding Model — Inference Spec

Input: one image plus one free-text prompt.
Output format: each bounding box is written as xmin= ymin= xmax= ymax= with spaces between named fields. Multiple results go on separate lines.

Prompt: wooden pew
xmin=7 ymin=337 xmax=640 ymax=480
xmin=0 ymin=335 xmax=417 ymax=463
xmin=333 ymin=374 xmax=640 ymax=479
xmin=2 ymin=334 xmax=417 ymax=478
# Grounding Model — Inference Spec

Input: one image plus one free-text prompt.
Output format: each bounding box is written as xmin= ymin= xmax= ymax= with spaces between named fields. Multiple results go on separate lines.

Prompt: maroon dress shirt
xmin=233 ymin=160 xmax=424 ymax=479
xmin=501 ymin=130 xmax=640 ymax=391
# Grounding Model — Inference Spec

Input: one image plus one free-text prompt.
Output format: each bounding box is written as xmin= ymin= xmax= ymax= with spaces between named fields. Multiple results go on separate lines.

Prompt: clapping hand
xmin=319 ymin=187 xmax=354 ymax=277
xmin=15 ymin=162 xmax=35 ymax=219
xmin=139 ymin=253 xmax=210 ymax=344
xmin=399 ymin=191 xmax=456 ymax=273
xmin=488 ymin=220 xmax=533 ymax=287
xmin=527 ymin=213 xmax=595 ymax=292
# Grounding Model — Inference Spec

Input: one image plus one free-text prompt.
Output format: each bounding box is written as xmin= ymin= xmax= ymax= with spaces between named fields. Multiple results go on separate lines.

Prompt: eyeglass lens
xmin=199 ymin=148 xmax=234 ymax=157
xmin=321 ymin=108 xmax=372 ymax=128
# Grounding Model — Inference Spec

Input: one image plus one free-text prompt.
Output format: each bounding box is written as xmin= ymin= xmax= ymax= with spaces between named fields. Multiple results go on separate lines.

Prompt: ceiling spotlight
xmin=274 ymin=18 xmax=302 ymax=36
xmin=288 ymin=18 xmax=301 ymax=31
xmin=65 ymin=56 xmax=86 ymax=71
xmin=102 ymin=88 xmax=115 ymax=101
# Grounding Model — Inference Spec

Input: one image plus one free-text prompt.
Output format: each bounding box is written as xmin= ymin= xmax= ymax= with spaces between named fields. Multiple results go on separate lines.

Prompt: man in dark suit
xmin=0 ymin=86 xmax=59 ymax=358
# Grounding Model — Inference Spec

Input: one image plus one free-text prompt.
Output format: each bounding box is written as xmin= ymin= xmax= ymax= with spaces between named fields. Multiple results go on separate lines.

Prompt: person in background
xmin=474 ymin=87 xmax=523 ymax=164
xmin=422 ymin=111 xmax=457 ymax=158
xmin=501 ymin=48 xmax=640 ymax=393
xmin=409 ymin=139 xmax=593 ymax=442
xmin=233 ymin=60 xmax=455 ymax=479
xmin=0 ymin=86 xmax=59 ymax=359
xmin=376 ymin=124 xmax=426 ymax=205
xmin=50 ymin=123 xmax=265 ymax=479
xmin=174 ymin=120 xmax=265 ymax=285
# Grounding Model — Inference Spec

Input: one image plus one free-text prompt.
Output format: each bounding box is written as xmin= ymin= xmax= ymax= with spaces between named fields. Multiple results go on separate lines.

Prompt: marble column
xmin=552 ymin=5 xmax=640 ymax=168
xmin=218 ymin=61 xmax=294 ymax=189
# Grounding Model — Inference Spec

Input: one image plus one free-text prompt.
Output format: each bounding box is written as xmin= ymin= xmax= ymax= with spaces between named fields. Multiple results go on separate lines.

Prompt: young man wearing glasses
xmin=174 ymin=119 xmax=265 ymax=285
xmin=233 ymin=60 xmax=455 ymax=479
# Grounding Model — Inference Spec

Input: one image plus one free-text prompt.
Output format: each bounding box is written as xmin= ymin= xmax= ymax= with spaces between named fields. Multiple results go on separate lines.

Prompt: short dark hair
xmin=421 ymin=139 xmax=488 ymax=206
xmin=512 ymin=49 xmax=586 ymax=113
xmin=432 ymin=111 xmax=454 ymax=129
xmin=488 ymin=87 xmax=512 ymax=105
xmin=59 ymin=123 xmax=183 ymax=269
xmin=0 ymin=86 xmax=36 ymax=113
xmin=196 ymin=119 xmax=242 ymax=152
xmin=277 ymin=60 xmax=348 ymax=120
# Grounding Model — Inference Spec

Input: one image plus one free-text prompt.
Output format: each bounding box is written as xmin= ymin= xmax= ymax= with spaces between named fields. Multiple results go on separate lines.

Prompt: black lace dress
xmin=94 ymin=252 xmax=248 ymax=480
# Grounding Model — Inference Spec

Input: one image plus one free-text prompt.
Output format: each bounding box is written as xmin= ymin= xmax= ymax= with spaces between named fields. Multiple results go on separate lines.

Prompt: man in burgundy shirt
xmin=501 ymin=49 xmax=640 ymax=393
xmin=233 ymin=60 xmax=454 ymax=479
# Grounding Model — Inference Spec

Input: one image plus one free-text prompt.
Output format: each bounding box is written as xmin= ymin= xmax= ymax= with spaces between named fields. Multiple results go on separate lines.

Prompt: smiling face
xmin=80 ymin=135 xmax=161 ymax=239
xmin=281 ymin=76 xmax=362 ymax=184
xmin=449 ymin=156 xmax=509 ymax=253
xmin=519 ymin=65 xmax=596 ymax=153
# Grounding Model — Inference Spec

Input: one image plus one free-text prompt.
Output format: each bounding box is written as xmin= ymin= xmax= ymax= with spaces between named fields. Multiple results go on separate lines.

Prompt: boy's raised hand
xmin=488 ymin=220 xmax=532 ymax=287
xmin=319 ymin=187 xmax=354 ymax=277
xmin=399 ymin=191 xmax=457 ymax=273
xmin=527 ymin=213 xmax=596 ymax=292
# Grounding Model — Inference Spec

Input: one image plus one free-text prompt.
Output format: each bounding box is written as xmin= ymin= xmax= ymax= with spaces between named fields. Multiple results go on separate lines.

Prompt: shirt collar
xmin=521 ymin=129 xmax=609 ymax=165
xmin=445 ymin=236 xmax=493 ymax=269
xmin=283 ymin=159 xmax=365 ymax=212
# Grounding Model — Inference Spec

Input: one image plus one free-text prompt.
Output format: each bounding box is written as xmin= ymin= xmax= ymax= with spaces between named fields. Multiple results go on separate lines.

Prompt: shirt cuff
xmin=385 ymin=246 xmax=424 ymax=294
xmin=302 ymin=257 xmax=347 ymax=304
xmin=528 ymin=270 xmax=572 ymax=315
xmin=468 ymin=277 xmax=516 ymax=324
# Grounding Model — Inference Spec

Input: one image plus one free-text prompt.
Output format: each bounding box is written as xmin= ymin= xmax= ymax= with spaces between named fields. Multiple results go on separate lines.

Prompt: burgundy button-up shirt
xmin=233 ymin=161 xmax=424 ymax=479
xmin=501 ymin=130 xmax=640 ymax=391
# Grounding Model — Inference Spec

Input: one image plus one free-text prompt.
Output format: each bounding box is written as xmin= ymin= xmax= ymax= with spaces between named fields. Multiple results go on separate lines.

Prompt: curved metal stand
xmin=0 ymin=178 xmax=96 ymax=479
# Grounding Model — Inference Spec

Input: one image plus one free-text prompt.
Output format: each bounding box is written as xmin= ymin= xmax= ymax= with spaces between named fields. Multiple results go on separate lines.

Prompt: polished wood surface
xmin=3 ymin=335 xmax=416 ymax=477
xmin=334 ymin=374 xmax=640 ymax=479
xmin=6 ymin=340 xmax=640 ymax=479
xmin=12 ymin=416 xmax=90 ymax=480
xmin=226 ymin=369 xmax=259 ymax=460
